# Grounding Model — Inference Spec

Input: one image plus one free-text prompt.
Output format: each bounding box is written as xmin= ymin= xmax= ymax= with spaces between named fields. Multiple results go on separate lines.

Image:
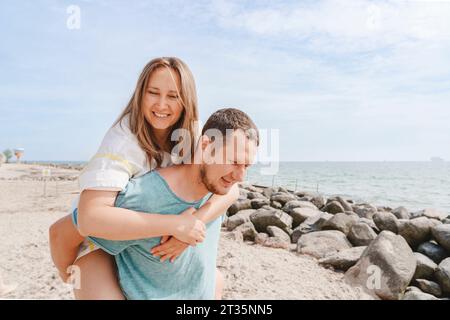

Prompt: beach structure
xmin=14 ymin=148 xmax=24 ymax=163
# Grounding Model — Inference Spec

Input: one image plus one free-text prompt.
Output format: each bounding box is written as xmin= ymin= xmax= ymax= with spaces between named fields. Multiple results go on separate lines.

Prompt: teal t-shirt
xmin=72 ymin=170 xmax=224 ymax=300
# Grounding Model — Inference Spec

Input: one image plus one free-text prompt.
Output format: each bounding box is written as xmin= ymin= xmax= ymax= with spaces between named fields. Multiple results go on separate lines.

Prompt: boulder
xmin=431 ymin=224 xmax=450 ymax=252
xmin=254 ymin=232 xmax=269 ymax=245
xmin=290 ymin=212 xmax=333 ymax=243
xmin=435 ymin=257 xmax=450 ymax=295
xmin=373 ymin=211 xmax=398 ymax=234
xmin=223 ymin=231 xmax=243 ymax=242
xmin=226 ymin=209 xmax=256 ymax=231
xmin=262 ymin=187 xmax=279 ymax=199
xmin=290 ymin=207 xmax=321 ymax=228
xmin=417 ymin=241 xmax=448 ymax=264
xmin=297 ymin=230 xmax=352 ymax=259
xmin=414 ymin=279 xmax=442 ymax=297
xmin=282 ymin=200 xmax=317 ymax=214
xmin=411 ymin=208 xmax=449 ymax=221
xmin=227 ymin=199 xmax=252 ymax=216
xmin=266 ymin=226 xmax=291 ymax=243
xmin=347 ymin=222 xmax=377 ymax=246
xmin=318 ymin=246 xmax=367 ymax=271
xmin=391 ymin=206 xmax=410 ymax=220
xmin=402 ymin=290 xmax=439 ymax=300
xmin=250 ymin=208 xmax=293 ymax=233
xmin=270 ymin=201 xmax=283 ymax=209
xmin=397 ymin=217 xmax=433 ymax=248
xmin=345 ymin=231 xmax=416 ymax=300
xmin=322 ymin=201 xmax=345 ymax=214
xmin=336 ymin=196 xmax=353 ymax=212
xmin=270 ymin=192 xmax=297 ymax=206
xmin=234 ymin=221 xmax=258 ymax=241
xmin=413 ymin=252 xmax=438 ymax=280
xmin=310 ymin=195 xmax=326 ymax=209
xmin=359 ymin=218 xmax=379 ymax=232
xmin=321 ymin=212 xmax=359 ymax=236
xmin=250 ymin=198 xmax=270 ymax=209
xmin=246 ymin=192 xmax=267 ymax=200
xmin=354 ymin=204 xmax=378 ymax=219
xmin=263 ymin=236 xmax=290 ymax=249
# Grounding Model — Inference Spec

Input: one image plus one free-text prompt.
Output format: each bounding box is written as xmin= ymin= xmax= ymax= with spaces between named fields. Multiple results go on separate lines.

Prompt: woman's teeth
xmin=153 ymin=112 xmax=170 ymax=118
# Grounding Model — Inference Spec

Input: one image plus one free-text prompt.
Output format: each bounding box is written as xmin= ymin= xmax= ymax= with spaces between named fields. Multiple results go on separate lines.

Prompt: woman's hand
xmin=172 ymin=207 xmax=206 ymax=245
xmin=150 ymin=236 xmax=190 ymax=263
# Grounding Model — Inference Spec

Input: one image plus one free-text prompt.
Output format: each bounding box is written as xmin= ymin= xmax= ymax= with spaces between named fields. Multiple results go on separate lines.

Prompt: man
xmin=72 ymin=108 xmax=259 ymax=299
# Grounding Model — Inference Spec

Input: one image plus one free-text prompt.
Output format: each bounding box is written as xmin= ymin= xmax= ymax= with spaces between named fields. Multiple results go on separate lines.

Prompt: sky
xmin=1 ymin=0 xmax=450 ymax=162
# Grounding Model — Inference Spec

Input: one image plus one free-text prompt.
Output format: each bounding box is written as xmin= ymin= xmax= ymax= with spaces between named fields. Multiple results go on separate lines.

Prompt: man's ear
xmin=201 ymin=135 xmax=211 ymax=151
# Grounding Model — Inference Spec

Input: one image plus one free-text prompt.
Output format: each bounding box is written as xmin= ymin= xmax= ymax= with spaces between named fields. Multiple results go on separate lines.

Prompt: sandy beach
xmin=0 ymin=163 xmax=370 ymax=300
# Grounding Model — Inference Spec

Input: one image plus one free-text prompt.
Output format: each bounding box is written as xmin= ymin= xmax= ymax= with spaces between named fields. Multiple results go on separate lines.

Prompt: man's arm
xmin=77 ymin=190 xmax=205 ymax=245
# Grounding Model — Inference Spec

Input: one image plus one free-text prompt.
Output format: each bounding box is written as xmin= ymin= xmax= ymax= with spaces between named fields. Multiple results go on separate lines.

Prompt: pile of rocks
xmin=223 ymin=183 xmax=450 ymax=300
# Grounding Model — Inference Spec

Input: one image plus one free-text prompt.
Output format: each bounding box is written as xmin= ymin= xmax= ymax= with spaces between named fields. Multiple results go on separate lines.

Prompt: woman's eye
xmin=168 ymin=95 xmax=179 ymax=99
xmin=148 ymin=91 xmax=158 ymax=95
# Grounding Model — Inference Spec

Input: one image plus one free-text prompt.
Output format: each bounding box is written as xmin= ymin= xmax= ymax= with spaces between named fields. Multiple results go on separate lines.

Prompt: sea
xmin=25 ymin=160 xmax=450 ymax=214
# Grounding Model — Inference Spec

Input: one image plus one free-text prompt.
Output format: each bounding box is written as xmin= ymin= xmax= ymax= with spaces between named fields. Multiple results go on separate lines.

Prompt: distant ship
xmin=430 ymin=157 xmax=445 ymax=163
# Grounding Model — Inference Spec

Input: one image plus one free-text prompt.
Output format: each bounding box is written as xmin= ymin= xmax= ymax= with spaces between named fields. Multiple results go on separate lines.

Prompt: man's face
xmin=199 ymin=130 xmax=258 ymax=195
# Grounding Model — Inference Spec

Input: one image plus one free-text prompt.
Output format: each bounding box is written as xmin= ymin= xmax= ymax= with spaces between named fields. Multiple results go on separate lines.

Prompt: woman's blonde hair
xmin=115 ymin=57 xmax=199 ymax=167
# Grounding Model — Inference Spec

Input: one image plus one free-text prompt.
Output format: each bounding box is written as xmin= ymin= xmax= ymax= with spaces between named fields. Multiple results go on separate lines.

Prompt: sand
xmin=0 ymin=163 xmax=371 ymax=300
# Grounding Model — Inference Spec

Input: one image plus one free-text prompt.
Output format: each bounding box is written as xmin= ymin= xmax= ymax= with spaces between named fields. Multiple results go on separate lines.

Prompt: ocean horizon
xmin=21 ymin=160 xmax=450 ymax=214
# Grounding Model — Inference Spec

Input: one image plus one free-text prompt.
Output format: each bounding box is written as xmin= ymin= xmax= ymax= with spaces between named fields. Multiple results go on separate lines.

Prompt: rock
xmin=226 ymin=209 xmax=256 ymax=231
xmin=310 ymin=195 xmax=326 ymax=209
xmin=263 ymin=236 xmax=290 ymax=249
xmin=254 ymin=232 xmax=269 ymax=245
xmin=262 ymin=187 xmax=279 ymax=199
xmin=246 ymin=192 xmax=267 ymax=200
xmin=318 ymin=246 xmax=367 ymax=271
xmin=397 ymin=217 xmax=433 ymax=248
xmin=417 ymin=241 xmax=448 ymax=264
xmin=242 ymin=184 xmax=264 ymax=193
xmin=270 ymin=201 xmax=283 ymax=209
xmin=415 ymin=279 xmax=442 ymax=297
xmin=336 ymin=196 xmax=353 ymax=212
xmin=239 ymin=188 xmax=250 ymax=198
xmin=223 ymin=231 xmax=243 ymax=242
xmin=443 ymin=218 xmax=450 ymax=225
xmin=234 ymin=222 xmax=258 ymax=241
xmin=250 ymin=208 xmax=293 ymax=233
xmin=347 ymin=222 xmax=377 ymax=246
xmin=412 ymin=208 xmax=449 ymax=221
xmin=270 ymin=192 xmax=296 ymax=206
xmin=321 ymin=212 xmax=359 ymax=235
xmin=282 ymin=200 xmax=317 ymax=214
xmin=431 ymin=224 xmax=450 ymax=252
xmin=377 ymin=206 xmax=392 ymax=212
xmin=290 ymin=212 xmax=333 ymax=243
xmin=413 ymin=252 xmax=438 ymax=280
xmin=405 ymin=286 xmax=422 ymax=293
xmin=345 ymin=231 xmax=416 ymax=300
xmin=297 ymin=230 xmax=352 ymax=259
xmin=402 ymin=290 xmax=439 ymax=300
xmin=322 ymin=201 xmax=345 ymax=214
xmin=359 ymin=218 xmax=379 ymax=232
xmin=290 ymin=207 xmax=322 ymax=228
xmin=227 ymin=199 xmax=252 ymax=216
xmin=250 ymin=198 xmax=270 ymax=209
xmin=373 ymin=211 xmax=398 ymax=234
xmin=435 ymin=258 xmax=450 ymax=295
xmin=278 ymin=187 xmax=290 ymax=193
xmin=266 ymin=226 xmax=291 ymax=243
xmin=354 ymin=204 xmax=378 ymax=219
xmin=392 ymin=206 xmax=410 ymax=220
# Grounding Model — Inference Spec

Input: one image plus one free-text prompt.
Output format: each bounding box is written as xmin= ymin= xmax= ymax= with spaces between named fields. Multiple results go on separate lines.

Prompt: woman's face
xmin=142 ymin=67 xmax=184 ymax=132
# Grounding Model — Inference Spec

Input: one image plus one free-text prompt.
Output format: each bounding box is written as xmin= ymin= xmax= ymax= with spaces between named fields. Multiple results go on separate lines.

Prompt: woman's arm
xmin=194 ymin=183 xmax=240 ymax=223
xmin=77 ymin=189 xmax=205 ymax=245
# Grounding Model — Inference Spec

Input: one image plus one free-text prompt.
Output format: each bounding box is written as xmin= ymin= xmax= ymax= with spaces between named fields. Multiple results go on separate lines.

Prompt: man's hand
xmin=151 ymin=236 xmax=190 ymax=263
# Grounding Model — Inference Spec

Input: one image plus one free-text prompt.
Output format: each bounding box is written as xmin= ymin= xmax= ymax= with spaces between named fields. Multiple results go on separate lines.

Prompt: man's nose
xmin=232 ymin=165 xmax=246 ymax=182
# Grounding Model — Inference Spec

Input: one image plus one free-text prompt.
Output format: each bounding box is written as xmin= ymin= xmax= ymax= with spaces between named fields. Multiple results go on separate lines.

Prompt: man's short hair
xmin=201 ymin=108 xmax=259 ymax=146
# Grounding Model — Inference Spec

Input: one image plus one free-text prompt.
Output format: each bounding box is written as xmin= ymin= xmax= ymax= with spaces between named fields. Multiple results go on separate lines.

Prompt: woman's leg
xmin=215 ymin=268 xmax=224 ymax=300
xmin=73 ymin=249 xmax=125 ymax=300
